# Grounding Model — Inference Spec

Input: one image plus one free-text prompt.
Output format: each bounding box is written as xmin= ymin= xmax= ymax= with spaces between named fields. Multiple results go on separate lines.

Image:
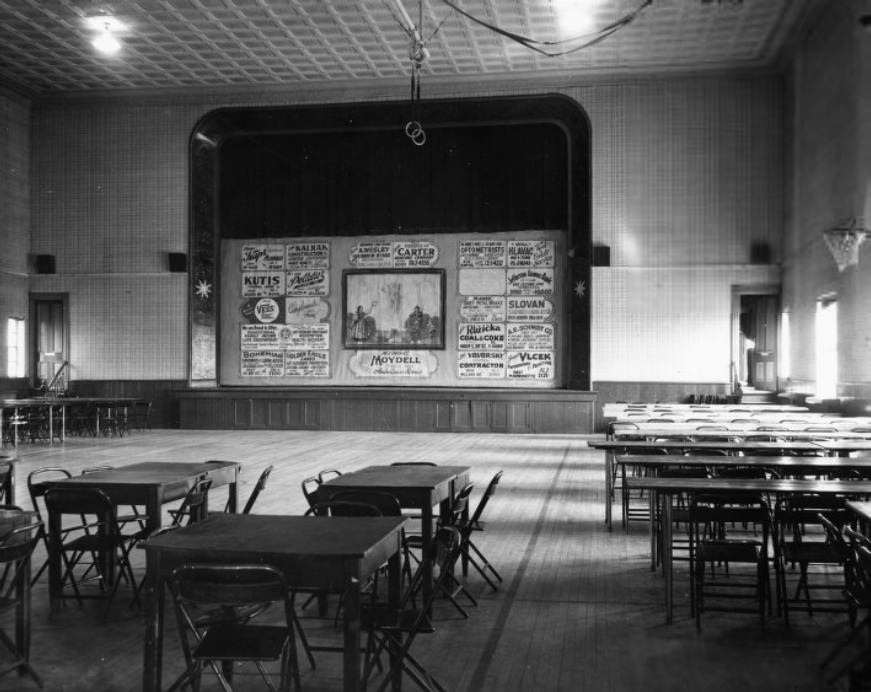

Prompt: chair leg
xmin=466 ymin=538 xmax=502 ymax=587
xmin=288 ymin=593 xmax=317 ymax=670
xmin=0 ymin=629 xmax=43 ymax=687
xmin=820 ymin=614 xmax=871 ymax=674
xmin=371 ymin=631 xmax=446 ymax=692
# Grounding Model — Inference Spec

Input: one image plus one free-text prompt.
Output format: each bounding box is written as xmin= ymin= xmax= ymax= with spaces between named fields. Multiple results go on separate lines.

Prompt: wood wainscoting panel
xmin=177 ymin=388 xmax=597 ymax=434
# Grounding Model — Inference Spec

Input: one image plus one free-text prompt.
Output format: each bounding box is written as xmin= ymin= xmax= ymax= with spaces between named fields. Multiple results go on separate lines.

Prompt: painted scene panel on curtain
xmin=342 ymin=269 xmax=445 ymax=349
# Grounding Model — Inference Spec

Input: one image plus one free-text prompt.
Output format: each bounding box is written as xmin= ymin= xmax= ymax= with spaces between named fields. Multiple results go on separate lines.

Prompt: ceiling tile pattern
xmin=0 ymin=0 xmax=813 ymax=96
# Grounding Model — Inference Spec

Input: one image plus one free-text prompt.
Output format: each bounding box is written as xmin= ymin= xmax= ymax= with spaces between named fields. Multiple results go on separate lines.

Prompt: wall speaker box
xmin=168 ymin=252 xmax=188 ymax=273
xmin=592 ymin=245 xmax=610 ymax=267
xmin=749 ymin=242 xmax=772 ymax=264
xmin=35 ymin=254 xmax=55 ymax=274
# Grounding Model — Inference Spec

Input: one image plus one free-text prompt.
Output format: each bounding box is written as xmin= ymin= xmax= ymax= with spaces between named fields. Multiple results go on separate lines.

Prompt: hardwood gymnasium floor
xmin=0 ymin=429 xmax=859 ymax=691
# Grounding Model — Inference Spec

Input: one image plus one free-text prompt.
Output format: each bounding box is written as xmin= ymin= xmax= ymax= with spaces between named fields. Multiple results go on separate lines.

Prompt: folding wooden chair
xmin=773 ymin=495 xmax=850 ymax=625
xmin=168 ymin=563 xmax=301 ymax=692
xmin=168 ymin=477 xmax=213 ymax=527
xmin=0 ymin=512 xmax=43 ymax=687
xmin=690 ymin=494 xmax=772 ymax=629
xmin=317 ymin=468 xmax=342 ymax=484
xmin=456 ymin=470 xmax=504 ymax=591
xmin=239 ymin=465 xmax=273 ymax=515
xmin=300 ymin=477 xmax=320 ymax=513
xmin=404 ymin=483 xmax=477 ymax=618
xmin=361 ymin=526 xmax=464 ymax=692
xmin=210 ymin=464 xmax=273 ymax=515
xmin=44 ymin=486 xmax=142 ymax=615
xmin=27 ymin=467 xmax=73 ymax=586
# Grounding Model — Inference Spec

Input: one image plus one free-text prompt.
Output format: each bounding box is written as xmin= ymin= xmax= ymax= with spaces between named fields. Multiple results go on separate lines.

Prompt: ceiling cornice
xmin=30 ymin=57 xmax=790 ymax=110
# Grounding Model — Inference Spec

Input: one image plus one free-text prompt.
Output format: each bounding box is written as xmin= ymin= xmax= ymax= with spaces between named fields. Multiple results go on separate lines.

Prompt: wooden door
xmin=30 ymin=295 xmax=68 ymax=393
xmin=745 ymin=294 xmax=779 ymax=391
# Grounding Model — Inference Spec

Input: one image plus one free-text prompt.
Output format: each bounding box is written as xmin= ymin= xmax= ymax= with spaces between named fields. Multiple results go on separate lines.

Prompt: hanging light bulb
xmin=92 ymin=24 xmax=121 ymax=55
xmin=551 ymin=0 xmax=600 ymax=36
xmin=84 ymin=15 xmax=127 ymax=55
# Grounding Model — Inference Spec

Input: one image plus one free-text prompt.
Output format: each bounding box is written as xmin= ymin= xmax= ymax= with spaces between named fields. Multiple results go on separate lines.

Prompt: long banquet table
xmin=0 ymin=396 xmax=139 ymax=447
xmin=588 ymin=438 xmax=871 ymax=528
xmin=609 ymin=426 xmax=871 ymax=441
xmin=142 ymin=513 xmax=407 ymax=692
xmin=626 ymin=476 xmax=871 ymax=623
xmin=615 ymin=454 xmax=871 ymax=557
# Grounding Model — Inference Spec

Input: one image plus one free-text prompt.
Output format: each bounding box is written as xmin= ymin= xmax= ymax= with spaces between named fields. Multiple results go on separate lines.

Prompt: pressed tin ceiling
xmin=0 ymin=0 xmax=821 ymax=98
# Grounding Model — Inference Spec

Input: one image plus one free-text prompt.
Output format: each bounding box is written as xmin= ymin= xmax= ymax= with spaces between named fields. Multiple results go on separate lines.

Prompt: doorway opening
xmin=29 ymin=294 xmax=69 ymax=395
xmin=815 ymin=295 xmax=838 ymax=398
xmin=731 ymin=286 xmax=780 ymax=397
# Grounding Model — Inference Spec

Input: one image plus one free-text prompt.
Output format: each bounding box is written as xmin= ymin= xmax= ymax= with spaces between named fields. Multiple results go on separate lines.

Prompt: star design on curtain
xmin=574 ymin=280 xmax=586 ymax=299
xmin=195 ymin=280 xmax=212 ymax=299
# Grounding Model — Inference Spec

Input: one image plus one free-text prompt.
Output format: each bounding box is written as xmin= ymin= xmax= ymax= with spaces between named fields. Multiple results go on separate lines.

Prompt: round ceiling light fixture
xmin=84 ymin=14 xmax=127 ymax=55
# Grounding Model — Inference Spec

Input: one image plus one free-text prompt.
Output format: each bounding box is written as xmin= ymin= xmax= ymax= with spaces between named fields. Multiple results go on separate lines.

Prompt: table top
xmin=0 ymin=397 xmax=139 ymax=408
xmin=603 ymin=403 xmax=810 ymax=416
xmin=610 ymin=427 xmax=871 ymax=440
xmin=589 ymin=439 xmax=871 ymax=452
xmin=145 ymin=513 xmax=406 ymax=558
xmin=321 ymin=465 xmax=471 ymax=490
xmin=42 ymin=461 xmax=238 ymax=488
xmin=610 ymin=418 xmax=871 ymax=430
xmin=616 ymin=454 xmax=871 ymax=468
xmin=625 ymin=476 xmax=871 ymax=494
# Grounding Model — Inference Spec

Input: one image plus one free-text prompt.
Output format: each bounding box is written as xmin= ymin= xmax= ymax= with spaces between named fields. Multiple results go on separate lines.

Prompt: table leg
xmin=47 ymin=511 xmax=62 ymax=611
xmin=421 ymin=502 xmax=434 ymax=618
xmin=343 ymin=576 xmax=361 ymax=692
xmin=16 ymin=546 xmax=30 ymax=672
xmin=4 ymin=464 xmax=14 ymax=507
xmin=622 ymin=463 xmax=629 ymax=533
xmin=387 ymin=550 xmax=401 ymax=692
xmin=605 ymin=451 xmax=613 ymax=529
xmin=649 ymin=490 xmax=657 ymax=571
xmin=662 ymin=491 xmax=674 ymax=624
xmin=142 ymin=565 xmax=164 ymax=692
xmin=146 ymin=493 xmax=162 ymax=534
xmin=227 ymin=467 xmax=239 ymax=513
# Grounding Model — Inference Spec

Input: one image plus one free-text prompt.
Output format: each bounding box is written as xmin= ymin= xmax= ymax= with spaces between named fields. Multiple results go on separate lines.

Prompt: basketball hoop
xmin=823 ymin=217 xmax=867 ymax=272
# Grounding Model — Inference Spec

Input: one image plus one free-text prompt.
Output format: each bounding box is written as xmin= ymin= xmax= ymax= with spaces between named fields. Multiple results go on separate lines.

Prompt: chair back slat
xmin=308 ymin=500 xmax=382 ymax=517
xmin=173 ymin=563 xmax=287 ymax=605
xmin=327 ymin=490 xmax=401 ymax=516
xmin=301 ymin=476 xmax=320 ymax=512
xmin=241 ymin=465 xmax=273 ymax=514
xmin=469 ymin=471 xmax=502 ymax=526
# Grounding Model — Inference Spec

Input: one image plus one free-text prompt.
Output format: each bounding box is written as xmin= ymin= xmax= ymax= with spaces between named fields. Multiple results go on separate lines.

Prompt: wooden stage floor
xmin=0 ymin=430 xmax=858 ymax=691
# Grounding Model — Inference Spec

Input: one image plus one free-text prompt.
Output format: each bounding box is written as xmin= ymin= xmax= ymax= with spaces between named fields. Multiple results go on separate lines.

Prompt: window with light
xmin=7 ymin=317 xmax=25 ymax=377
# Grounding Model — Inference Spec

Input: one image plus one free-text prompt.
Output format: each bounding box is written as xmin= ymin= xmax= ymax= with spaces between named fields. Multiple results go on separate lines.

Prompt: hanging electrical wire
xmin=383 ymin=0 xmax=653 ymax=143
xmin=437 ymin=0 xmax=653 ymax=57
xmin=384 ymin=0 xmax=451 ymax=146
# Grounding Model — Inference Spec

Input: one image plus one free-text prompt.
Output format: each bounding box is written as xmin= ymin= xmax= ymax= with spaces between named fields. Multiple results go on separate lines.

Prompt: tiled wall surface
xmin=0 ymin=89 xmax=30 ymax=377
xmin=576 ymin=78 xmax=783 ymax=267
xmin=591 ymin=265 xmax=779 ymax=382
xmin=29 ymin=274 xmax=188 ymax=380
